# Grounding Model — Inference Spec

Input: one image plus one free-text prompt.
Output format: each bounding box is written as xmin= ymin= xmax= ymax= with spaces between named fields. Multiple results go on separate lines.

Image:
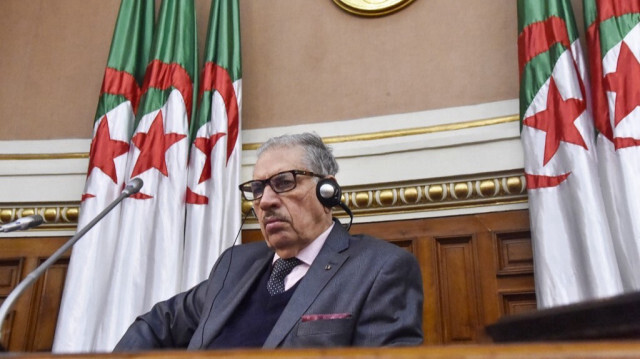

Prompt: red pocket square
xmin=301 ymin=313 xmax=352 ymax=322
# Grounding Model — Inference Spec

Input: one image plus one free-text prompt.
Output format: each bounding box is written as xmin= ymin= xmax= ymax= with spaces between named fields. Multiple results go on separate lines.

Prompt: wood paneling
xmin=26 ymin=258 xmax=69 ymax=351
xmin=0 ymin=258 xmax=23 ymax=350
xmin=0 ymin=237 xmax=70 ymax=352
xmin=500 ymin=292 xmax=537 ymax=316
xmin=495 ymin=232 xmax=533 ymax=276
xmin=435 ymin=235 xmax=481 ymax=343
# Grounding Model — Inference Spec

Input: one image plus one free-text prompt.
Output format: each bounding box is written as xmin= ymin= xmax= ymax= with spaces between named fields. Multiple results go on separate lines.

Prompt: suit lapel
xmin=199 ymin=251 xmax=272 ymax=346
xmin=263 ymin=221 xmax=350 ymax=348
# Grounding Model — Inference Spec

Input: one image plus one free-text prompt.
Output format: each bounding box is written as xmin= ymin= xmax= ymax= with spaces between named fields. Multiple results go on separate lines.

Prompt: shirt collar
xmin=273 ymin=222 xmax=335 ymax=266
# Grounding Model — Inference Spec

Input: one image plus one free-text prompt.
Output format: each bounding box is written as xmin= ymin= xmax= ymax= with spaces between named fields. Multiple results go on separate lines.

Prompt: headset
xmin=315 ymin=178 xmax=353 ymax=230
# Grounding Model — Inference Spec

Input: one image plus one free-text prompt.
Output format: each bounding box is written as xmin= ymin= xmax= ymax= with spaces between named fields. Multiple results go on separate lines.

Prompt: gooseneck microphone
xmin=0 ymin=214 xmax=44 ymax=233
xmin=122 ymin=177 xmax=143 ymax=196
xmin=0 ymin=178 xmax=144 ymax=351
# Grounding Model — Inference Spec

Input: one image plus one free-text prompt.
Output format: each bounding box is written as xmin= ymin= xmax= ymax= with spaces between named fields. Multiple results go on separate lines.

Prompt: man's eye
xmin=250 ymin=182 xmax=264 ymax=193
xmin=273 ymin=177 xmax=294 ymax=189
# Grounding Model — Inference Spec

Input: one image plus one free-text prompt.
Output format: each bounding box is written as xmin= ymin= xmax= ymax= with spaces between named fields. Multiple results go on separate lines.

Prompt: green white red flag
xmin=53 ymin=0 xmax=154 ymax=352
xmin=583 ymin=0 xmax=640 ymax=291
xmin=517 ymin=0 xmax=622 ymax=308
xmin=182 ymin=0 xmax=242 ymax=290
xmin=96 ymin=0 xmax=197 ymax=350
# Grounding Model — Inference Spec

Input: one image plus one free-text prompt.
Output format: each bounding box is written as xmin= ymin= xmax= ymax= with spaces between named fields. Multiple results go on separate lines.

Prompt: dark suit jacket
xmin=114 ymin=220 xmax=424 ymax=350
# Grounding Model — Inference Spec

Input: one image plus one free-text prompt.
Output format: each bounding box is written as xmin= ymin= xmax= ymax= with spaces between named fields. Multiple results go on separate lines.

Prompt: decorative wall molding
xmin=3 ymin=169 xmax=527 ymax=232
xmin=0 ymin=153 xmax=89 ymax=161
xmin=0 ymin=204 xmax=79 ymax=232
xmin=242 ymin=114 xmax=518 ymax=151
xmin=340 ymin=170 xmax=527 ymax=215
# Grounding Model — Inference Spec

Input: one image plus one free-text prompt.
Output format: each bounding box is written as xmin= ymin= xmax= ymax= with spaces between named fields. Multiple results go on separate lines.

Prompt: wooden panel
xmin=0 ymin=259 xmax=23 ymax=295
xmin=0 ymin=258 xmax=24 ymax=350
xmin=435 ymin=236 xmax=480 ymax=343
xmin=493 ymin=229 xmax=536 ymax=319
xmin=26 ymin=258 xmax=69 ymax=352
xmin=0 ymin=237 xmax=71 ymax=352
xmin=241 ymin=230 xmax=263 ymax=244
xmin=495 ymin=232 xmax=533 ymax=276
xmin=495 ymin=275 xmax=536 ymax=294
xmin=500 ymin=292 xmax=537 ymax=316
xmin=1 ymin=310 xmax=15 ymax=351
xmin=387 ymin=239 xmax=415 ymax=255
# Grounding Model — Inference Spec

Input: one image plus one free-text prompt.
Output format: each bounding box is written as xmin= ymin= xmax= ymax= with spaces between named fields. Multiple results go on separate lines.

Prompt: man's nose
xmin=258 ymin=184 xmax=280 ymax=208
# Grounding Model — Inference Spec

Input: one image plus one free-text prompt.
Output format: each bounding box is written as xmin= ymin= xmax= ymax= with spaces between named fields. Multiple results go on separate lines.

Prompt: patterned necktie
xmin=267 ymin=257 xmax=302 ymax=295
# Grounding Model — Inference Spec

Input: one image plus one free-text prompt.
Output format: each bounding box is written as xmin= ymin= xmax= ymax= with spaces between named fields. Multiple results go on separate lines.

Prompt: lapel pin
xmin=325 ymin=265 xmax=332 ymax=270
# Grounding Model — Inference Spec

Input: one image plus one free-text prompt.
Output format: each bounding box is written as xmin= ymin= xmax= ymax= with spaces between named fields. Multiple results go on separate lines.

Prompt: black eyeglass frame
xmin=238 ymin=170 xmax=325 ymax=201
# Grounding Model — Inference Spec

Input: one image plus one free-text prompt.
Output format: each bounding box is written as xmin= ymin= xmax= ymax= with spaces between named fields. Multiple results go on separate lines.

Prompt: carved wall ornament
xmin=332 ymin=0 xmax=415 ymax=17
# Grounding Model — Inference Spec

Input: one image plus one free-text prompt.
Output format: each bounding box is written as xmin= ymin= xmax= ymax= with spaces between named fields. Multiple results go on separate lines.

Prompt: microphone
xmin=122 ymin=177 xmax=143 ymax=196
xmin=0 ymin=214 xmax=44 ymax=233
xmin=0 ymin=178 xmax=143 ymax=351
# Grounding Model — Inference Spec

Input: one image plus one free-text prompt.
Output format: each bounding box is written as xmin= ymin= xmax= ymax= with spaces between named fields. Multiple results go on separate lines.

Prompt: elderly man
xmin=114 ymin=132 xmax=423 ymax=350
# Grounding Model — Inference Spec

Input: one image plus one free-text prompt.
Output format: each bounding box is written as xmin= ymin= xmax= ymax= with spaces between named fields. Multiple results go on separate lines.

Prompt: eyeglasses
xmin=238 ymin=170 xmax=324 ymax=201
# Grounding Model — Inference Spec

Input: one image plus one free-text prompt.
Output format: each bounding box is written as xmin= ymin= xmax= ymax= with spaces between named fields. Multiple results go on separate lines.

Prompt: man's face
xmin=252 ymin=145 xmax=332 ymax=258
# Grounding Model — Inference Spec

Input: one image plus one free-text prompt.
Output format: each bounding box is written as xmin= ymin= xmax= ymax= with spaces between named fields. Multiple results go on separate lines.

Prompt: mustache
xmin=261 ymin=211 xmax=289 ymax=223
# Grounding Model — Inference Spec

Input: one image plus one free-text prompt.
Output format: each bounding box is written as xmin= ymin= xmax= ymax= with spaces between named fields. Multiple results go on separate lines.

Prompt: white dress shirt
xmin=272 ymin=222 xmax=334 ymax=291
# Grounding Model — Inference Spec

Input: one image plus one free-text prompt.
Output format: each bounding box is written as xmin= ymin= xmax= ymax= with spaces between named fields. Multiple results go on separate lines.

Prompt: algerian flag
xmin=517 ymin=0 xmax=622 ymax=308
xmin=584 ymin=0 xmax=640 ymax=291
xmin=96 ymin=0 xmax=197 ymax=350
xmin=53 ymin=0 xmax=153 ymax=353
xmin=182 ymin=0 xmax=242 ymax=290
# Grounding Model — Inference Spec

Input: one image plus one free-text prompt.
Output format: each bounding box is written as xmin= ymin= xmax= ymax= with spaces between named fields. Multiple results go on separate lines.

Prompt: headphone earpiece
xmin=316 ymin=178 xmax=342 ymax=208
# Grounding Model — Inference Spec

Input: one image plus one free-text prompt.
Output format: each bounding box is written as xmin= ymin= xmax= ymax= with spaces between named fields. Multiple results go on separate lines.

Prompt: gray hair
xmin=256 ymin=132 xmax=339 ymax=176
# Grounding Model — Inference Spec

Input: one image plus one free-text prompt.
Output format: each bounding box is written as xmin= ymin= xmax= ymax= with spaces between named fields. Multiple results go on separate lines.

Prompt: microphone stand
xmin=0 ymin=178 xmax=143 ymax=351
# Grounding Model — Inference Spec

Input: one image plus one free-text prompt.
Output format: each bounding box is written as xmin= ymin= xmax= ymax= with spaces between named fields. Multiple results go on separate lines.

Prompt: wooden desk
xmin=486 ymin=291 xmax=640 ymax=342
xmin=5 ymin=341 xmax=640 ymax=359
